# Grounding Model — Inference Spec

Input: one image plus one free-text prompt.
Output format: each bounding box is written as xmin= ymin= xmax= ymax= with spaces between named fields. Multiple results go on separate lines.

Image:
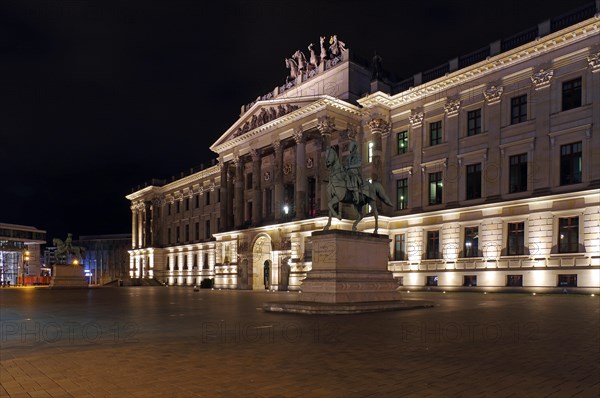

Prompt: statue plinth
xmin=50 ymin=265 xmax=88 ymax=289
xmin=264 ymin=230 xmax=434 ymax=314
xmin=300 ymin=230 xmax=399 ymax=303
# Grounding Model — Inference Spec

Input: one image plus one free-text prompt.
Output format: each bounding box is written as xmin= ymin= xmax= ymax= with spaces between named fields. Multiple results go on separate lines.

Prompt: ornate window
xmin=562 ymin=77 xmax=582 ymax=111
xmin=560 ymin=142 xmax=582 ymax=185
xmin=509 ymin=153 xmax=528 ymax=193
xmin=510 ymin=94 xmax=527 ymax=124
xmin=430 ymin=121 xmax=442 ymax=146
xmin=558 ymin=216 xmax=579 ymax=253
xmin=397 ymin=131 xmax=408 ymax=154
xmin=507 ymin=222 xmax=525 ymax=255
xmin=394 ymin=234 xmax=406 ymax=261
xmin=466 ymin=163 xmax=482 ymax=200
xmin=428 ymin=172 xmax=443 ymax=205
xmin=396 ymin=178 xmax=408 ymax=210
xmin=467 ymin=109 xmax=481 ymax=136
xmin=426 ymin=230 xmax=440 ymax=259
xmin=463 ymin=227 xmax=479 ymax=257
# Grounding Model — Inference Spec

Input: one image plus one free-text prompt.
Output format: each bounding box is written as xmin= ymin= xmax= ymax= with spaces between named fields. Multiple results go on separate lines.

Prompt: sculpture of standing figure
xmin=319 ymin=36 xmax=328 ymax=62
xmin=329 ymin=35 xmax=346 ymax=57
xmin=345 ymin=140 xmax=363 ymax=204
xmin=371 ymin=51 xmax=383 ymax=81
xmin=308 ymin=43 xmax=319 ymax=69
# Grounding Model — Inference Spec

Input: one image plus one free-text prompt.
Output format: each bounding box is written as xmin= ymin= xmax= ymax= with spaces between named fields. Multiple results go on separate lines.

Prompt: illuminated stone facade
xmin=127 ymin=8 xmax=600 ymax=293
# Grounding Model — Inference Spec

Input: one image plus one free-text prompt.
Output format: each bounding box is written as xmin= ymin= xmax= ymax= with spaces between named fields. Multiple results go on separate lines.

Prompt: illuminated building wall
xmin=127 ymin=5 xmax=600 ymax=293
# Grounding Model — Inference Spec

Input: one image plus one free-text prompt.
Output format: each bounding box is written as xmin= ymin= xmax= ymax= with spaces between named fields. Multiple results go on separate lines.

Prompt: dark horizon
xmin=1 ymin=0 xmax=592 ymax=242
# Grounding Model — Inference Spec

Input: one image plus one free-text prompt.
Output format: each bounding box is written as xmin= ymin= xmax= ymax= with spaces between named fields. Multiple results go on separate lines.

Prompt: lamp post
xmin=23 ymin=250 xmax=30 ymax=286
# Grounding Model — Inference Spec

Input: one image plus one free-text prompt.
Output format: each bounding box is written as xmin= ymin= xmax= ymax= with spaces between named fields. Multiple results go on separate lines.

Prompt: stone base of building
xmin=50 ymin=265 xmax=88 ymax=289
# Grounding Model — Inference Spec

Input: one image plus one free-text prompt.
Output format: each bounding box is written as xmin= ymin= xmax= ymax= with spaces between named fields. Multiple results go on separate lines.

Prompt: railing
xmin=131 ymin=160 xmax=218 ymax=192
xmin=500 ymin=26 xmax=539 ymax=52
xmin=458 ymin=47 xmax=491 ymax=69
xmin=551 ymin=2 xmax=597 ymax=33
xmin=422 ymin=63 xmax=449 ymax=83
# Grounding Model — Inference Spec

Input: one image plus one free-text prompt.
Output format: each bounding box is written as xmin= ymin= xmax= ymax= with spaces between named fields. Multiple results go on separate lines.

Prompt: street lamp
xmin=23 ymin=250 xmax=30 ymax=286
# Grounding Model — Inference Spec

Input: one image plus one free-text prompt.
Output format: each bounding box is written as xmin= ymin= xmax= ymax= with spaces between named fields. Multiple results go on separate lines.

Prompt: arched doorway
xmin=252 ymin=235 xmax=272 ymax=290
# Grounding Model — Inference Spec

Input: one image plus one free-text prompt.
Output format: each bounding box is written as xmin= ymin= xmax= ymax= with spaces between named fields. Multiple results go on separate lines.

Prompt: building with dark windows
xmin=75 ymin=234 xmax=131 ymax=285
xmin=0 ymin=223 xmax=47 ymax=286
xmin=127 ymin=3 xmax=600 ymax=293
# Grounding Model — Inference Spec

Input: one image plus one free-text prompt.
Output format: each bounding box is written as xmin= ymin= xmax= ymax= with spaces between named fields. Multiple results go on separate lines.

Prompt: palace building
xmin=127 ymin=4 xmax=600 ymax=293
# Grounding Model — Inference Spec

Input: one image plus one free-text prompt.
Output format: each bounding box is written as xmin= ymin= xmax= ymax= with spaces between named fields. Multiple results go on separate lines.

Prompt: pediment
xmin=210 ymin=95 xmax=363 ymax=155
xmin=211 ymin=98 xmax=310 ymax=150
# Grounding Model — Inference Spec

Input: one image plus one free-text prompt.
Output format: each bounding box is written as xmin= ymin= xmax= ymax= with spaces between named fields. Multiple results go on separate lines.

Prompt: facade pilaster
xmin=233 ymin=156 xmax=244 ymax=227
xmin=131 ymin=205 xmax=137 ymax=249
xmin=273 ymin=139 xmax=284 ymax=220
xmin=294 ymin=127 xmax=306 ymax=220
xmin=251 ymin=148 xmax=263 ymax=226
xmin=317 ymin=116 xmax=335 ymax=213
xmin=218 ymin=159 xmax=228 ymax=232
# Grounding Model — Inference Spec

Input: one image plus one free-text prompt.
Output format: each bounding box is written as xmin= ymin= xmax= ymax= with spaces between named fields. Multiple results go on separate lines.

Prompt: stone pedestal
xmin=264 ymin=230 xmax=434 ymax=314
xmin=301 ymin=230 xmax=399 ymax=303
xmin=50 ymin=265 xmax=88 ymax=288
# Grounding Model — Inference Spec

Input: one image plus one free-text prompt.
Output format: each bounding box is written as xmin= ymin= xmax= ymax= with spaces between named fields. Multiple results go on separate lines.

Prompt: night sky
xmin=1 ymin=0 xmax=591 ymax=243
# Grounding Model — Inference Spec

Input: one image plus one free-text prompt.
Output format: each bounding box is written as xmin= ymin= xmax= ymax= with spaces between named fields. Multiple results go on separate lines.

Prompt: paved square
xmin=1 ymin=288 xmax=599 ymax=397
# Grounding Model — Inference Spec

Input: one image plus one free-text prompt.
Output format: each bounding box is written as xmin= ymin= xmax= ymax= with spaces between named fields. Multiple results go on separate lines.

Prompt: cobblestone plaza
xmin=1 ymin=288 xmax=598 ymax=397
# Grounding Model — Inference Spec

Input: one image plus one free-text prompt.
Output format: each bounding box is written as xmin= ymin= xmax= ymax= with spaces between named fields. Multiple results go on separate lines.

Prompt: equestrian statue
xmin=53 ymin=233 xmax=86 ymax=264
xmin=323 ymin=141 xmax=392 ymax=234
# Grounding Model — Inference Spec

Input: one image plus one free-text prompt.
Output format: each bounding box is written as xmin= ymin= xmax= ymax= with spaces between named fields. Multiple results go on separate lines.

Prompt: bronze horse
xmin=323 ymin=146 xmax=392 ymax=233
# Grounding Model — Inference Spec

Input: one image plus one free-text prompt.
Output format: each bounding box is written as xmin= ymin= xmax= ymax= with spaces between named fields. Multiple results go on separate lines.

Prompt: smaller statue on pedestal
xmin=53 ymin=233 xmax=86 ymax=264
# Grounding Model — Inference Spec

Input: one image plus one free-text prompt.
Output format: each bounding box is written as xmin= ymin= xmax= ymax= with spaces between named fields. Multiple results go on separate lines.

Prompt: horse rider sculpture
xmin=345 ymin=140 xmax=363 ymax=204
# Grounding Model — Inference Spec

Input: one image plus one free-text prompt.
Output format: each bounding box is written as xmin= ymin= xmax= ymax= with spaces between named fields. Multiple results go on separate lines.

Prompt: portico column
xmin=251 ymin=148 xmax=263 ymax=226
xmin=218 ymin=159 xmax=228 ymax=232
xmin=131 ymin=205 xmax=137 ymax=249
xmin=234 ymin=156 xmax=244 ymax=228
xmin=294 ymin=127 xmax=306 ymax=220
xmin=367 ymin=118 xmax=389 ymax=183
xmin=137 ymin=205 xmax=144 ymax=249
xmin=144 ymin=201 xmax=152 ymax=247
xmin=273 ymin=139 xmax=284 ymax=220
xmin=227 ymin=166 xmax=234 ymax=229
xmin=317 ymin=116 xmax=335 ymax=214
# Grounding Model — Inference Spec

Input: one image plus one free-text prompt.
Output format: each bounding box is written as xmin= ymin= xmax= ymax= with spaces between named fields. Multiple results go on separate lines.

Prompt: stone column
xmin=144 ymin=201 xmax=152 ymax=247
xmin=251 ymin=149 xmax=262 ymax=226
xmin=151 ymin=198 xmax=160 ymax=247
xmin=234 ymin=156 xmax=244 ymax=228
xmin=131 ymin=205 xmax=137 ymax=249
xmin=218 ymin=159 xmax=228 ymax=232
xmin=367 ymin=118 xmax=389 ymax=183
xmin=273 ymin=139 xmax=284 ymax=220
xmin=317 ymin=116 xmax=335 ymax=213
xmin=227 ymin=166 xmax=234 ymax=230
xmin=137 ymin=205 xmax=144 ymax=249
xmin=294 ymin=128 xmax=306 ymax=220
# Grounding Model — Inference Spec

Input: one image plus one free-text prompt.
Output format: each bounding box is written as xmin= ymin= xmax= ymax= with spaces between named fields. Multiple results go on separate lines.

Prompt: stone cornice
xmin=127 ymin=166 xmax=220 ymax=201
xmin=358 ymin=18 xmax=599 ymax=109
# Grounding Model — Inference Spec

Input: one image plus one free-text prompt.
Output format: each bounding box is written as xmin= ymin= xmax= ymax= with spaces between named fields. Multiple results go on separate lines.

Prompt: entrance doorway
xmin=252 ymin=235 xmax=272 ymax=290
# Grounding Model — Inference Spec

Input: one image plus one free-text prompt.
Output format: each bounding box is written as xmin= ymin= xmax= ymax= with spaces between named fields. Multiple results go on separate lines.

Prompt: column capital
xmin=317 ymin=116 xmax=335 ymax=135
xmin=250 ymin=148 xmax=262 ymax=161
xmin=293 ymin=127 xmax=305 ymax=144
xmin=443 ymin=97 xmax=461 ymax=117
xmin=483 ymin=84 xmax=503 ymax=105
xmin=233 ymin=154 xmax=241 ymax=167
xmin=367 ymin=118 xmax=390 ymax=135
xmin=273 ymin=139 xmax=282 ymax=152
xmin=408 ymin=111 xmax=424 ymax=128
xmin=531 ymin=68 xmax=554 ymax=90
